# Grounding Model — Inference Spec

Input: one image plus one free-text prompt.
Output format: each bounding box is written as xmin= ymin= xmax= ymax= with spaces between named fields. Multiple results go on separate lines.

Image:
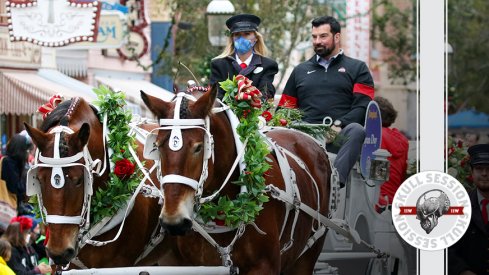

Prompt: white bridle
xmin=26 ymin=122 xmax=107 ymax=229
xmin=144 ymin=92 xmax=214 ymax=201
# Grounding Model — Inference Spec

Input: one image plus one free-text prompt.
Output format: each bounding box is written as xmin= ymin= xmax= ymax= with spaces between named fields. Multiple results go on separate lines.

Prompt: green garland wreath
xmin=91 ymin=85 xmax=142 ymax=224
xmin=198 ymin=76 xmax=271 ymax=228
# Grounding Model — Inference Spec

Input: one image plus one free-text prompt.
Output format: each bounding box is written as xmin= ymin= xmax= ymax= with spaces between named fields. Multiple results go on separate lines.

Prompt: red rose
xmin=114 ymin=159 xmax=135 ymax=180
xmin=261 ymin=111 xmax=273 ymax=122
xmin=457 ymin=140 xmax=463 ymax=148
xmin=279 ymin=118 xmax=288 ymax=126
xmin=214 ymin=211 xmax=225 ymax=226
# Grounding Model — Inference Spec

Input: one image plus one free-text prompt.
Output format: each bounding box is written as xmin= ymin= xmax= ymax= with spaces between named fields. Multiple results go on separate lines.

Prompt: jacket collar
xmin=470 ymin=189 xmax=488 ymax=234
xmin=227 ymin=54 xmax=263 ymax=76
xmin=309 ymin=50 xmax=344 ymax=66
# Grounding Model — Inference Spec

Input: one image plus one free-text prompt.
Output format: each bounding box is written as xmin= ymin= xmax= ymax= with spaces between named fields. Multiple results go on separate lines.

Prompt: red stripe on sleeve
xmin=278 ymin=94 xmax=298 ymax=108
xmin=353 ymin=83 xmax=374 ymax=99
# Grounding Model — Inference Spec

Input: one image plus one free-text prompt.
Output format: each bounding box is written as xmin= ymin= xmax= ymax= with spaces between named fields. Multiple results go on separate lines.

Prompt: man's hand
xmin=331 ymin=125 xmax=342 ymax=133
xmin=325 ymin=126 xmax=342 ymax=144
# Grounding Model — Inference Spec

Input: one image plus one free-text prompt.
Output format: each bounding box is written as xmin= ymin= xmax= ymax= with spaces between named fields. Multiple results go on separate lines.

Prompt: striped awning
xmin=0 ymin=70 xmax=95 ymax=115
xmin=95 ymin=76 xmax=174 ymax=118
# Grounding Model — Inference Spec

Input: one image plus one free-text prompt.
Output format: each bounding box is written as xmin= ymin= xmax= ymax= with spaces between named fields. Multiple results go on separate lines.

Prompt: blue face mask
xmin=234 ymin=36 xmax=254 ymax=55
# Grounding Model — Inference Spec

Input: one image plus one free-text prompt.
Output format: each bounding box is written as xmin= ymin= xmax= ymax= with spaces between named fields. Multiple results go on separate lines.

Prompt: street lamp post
xmin=206 ymin=0 xmax=235 ymax=47
xmin=446 ymin=42 xmax=453 ymax=76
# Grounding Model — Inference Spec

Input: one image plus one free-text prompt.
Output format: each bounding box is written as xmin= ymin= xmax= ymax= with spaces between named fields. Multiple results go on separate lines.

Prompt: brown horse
xmin=141 ymin=86 xmax=331 ymax=274
xmin=24 ymin=97 xmax=176 ymax=269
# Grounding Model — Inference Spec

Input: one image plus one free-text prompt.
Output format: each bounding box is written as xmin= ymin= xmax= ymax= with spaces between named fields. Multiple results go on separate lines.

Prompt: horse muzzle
xmin=46 ymin=246 xmax=78 ymax=266
xmin=160 ymin=217 xmax=193 ymax=236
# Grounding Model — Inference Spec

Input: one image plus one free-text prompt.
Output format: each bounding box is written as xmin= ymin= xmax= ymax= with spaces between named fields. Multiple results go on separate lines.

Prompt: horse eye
xmin=66 ymin=174 xmax=82 ymax=186
xmin=194 ymin=144 xmax=203 ymax=154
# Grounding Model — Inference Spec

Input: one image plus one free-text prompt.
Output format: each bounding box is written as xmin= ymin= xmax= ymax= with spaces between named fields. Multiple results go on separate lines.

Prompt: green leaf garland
xmin=198 ymin=76 xmax=271 ymax=228
xmin=91 ymin=85 xmax=142 ymax=224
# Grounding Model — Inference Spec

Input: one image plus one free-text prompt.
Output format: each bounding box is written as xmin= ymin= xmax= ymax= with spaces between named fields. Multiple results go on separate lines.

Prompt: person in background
xmin=1 ymin=134 xmax=33 ymax=209
xmin=2 ymin=217 xmax=51 ymax=274
xmin=374 ymin=96 xmax=409 ymax=212
xmin=278 ymin=15 xmax=374 ymax=188
xmin=0 ymin=239 xmax=15 ymax=275
xmin=464 ymin=132 xmax=480 ymax=148
xmin=448 ymin=144 xmax=489 ymax=275
xmin=22 ymin=216 xmax=47 ymax=263
xmin=210 ymin=13 xmax=279 ymax=100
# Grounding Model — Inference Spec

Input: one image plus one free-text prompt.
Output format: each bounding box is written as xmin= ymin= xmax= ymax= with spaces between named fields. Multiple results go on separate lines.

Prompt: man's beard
xmin=314 ymin=38 xmax=336 ymax=58
xmin=314 ymin=45 xmax=334 ymax=58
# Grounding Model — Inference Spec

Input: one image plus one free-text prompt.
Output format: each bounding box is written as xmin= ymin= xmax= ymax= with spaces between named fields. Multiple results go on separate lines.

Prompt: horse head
xmin=141 ymin=86 xmax=238 ymax=235
xmin=24 ymin=98 xmax=107 ymax=265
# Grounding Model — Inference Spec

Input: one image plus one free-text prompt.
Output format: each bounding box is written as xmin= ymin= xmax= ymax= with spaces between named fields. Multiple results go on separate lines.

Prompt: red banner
xmin=399 ymin=207 xmax=417 ymax=215
xmin=399 ymin=206 xmax=464 ymax=215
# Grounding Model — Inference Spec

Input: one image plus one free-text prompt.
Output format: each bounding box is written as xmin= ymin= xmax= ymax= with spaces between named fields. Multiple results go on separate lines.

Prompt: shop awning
xmin=0 ymin=70 xmax=95 ymax=115
xmin=95 ymin=76 xmax=174 ymax=118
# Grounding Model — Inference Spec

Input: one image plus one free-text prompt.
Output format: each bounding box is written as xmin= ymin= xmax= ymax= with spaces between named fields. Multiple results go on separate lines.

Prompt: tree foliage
xmin=448 ymin=0 xmax=489 ymax=113
xmin=370 ymin=0 xmax=416 ymax=85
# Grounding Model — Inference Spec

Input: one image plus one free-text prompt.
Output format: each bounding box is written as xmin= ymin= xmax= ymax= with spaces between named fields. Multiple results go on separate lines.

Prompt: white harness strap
xmin=161 ymin=174 xmax=199 ymax=190
xmin=31 ymin=125 xmax=97 ymax=227
xmin=154 ymin=93 xmax=215 ymax=200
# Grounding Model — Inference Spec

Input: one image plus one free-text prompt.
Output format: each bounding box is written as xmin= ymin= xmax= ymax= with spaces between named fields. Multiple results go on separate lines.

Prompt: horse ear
xmin=24 ymin=123 xmax=49 ymax=151
xmin=141 ymin=90 xmax=170 ymax=118
xmin=192 ymin=84 xmax=217 ymax=118
xmin=69 ymin=123 xmax=90 ymax=150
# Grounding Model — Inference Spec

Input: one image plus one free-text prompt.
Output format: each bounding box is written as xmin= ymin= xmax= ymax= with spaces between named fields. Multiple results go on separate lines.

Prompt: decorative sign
xmin=6 ymin=0 xmax=102 ymax=47
xmin=360 ymin=101 xmax=382 ymax=178
xmin=121 ymin=0 xmax=148 ymax=31
xmin=101 ymin=2 xmax=128 ymax=13
xmin=345 ymin=0 xmax=370 ymax=63
xmin=0 ymin=26 xmax=41 ymax=66
xmin=117 ymin=0 xmax=149 ymax=60
xmin=65 ymin=10 xmax=127 ymax=49
xmin=117 ymin=29 xmax=148 ymax=60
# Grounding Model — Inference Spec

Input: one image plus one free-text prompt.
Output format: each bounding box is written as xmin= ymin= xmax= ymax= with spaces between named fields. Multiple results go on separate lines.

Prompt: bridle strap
xmin=160 ymin=174 xmax=199 ymax=190
xmin=160 ymin=119 xmax=205 ymax=126
xmin=38 ymin=152 xmax=84 ymax=165
xmin=46 ymin=215 xmax=82 ymax=225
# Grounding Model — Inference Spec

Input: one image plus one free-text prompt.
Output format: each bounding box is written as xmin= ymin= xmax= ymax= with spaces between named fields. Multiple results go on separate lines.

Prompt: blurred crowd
xmin=0 ymin=132 xmax=51 ymax=274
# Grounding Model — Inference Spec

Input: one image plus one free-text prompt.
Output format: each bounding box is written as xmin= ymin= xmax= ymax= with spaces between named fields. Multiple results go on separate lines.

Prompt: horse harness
xmin=148 ymin=92 xmax=381 ymax=267
xmin=26 ymin=99 xmax=165 ymax=269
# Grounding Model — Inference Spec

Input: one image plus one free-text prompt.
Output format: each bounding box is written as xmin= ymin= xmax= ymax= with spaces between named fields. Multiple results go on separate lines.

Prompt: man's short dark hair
xmin=374 ymin=96 xmax=398 ymax=127
xmin=311 ymin=16 xmax=341 ymax=34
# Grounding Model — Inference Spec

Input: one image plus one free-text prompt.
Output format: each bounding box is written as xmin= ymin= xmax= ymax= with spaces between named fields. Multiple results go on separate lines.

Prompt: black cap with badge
xmin=468 ymin=144 xmax=489 ymax=166
xmin=226 ymin=14 xmax=261 ymax=33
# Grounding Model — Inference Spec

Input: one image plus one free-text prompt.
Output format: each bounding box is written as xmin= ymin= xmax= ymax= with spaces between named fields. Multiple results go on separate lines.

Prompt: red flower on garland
xmin=261 ymin=110 xmax=272 ymax=122
xmin=235 ymin=75 xmax=262 ymax=109
xmin=114 ymin=159 xmax=135 ymax=180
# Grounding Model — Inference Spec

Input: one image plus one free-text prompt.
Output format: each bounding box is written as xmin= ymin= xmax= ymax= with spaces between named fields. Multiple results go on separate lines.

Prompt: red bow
xmin=235 ymin=75 xmax=262 ymax=109
xmin=38 ymin=94 xmax=64 ymax=119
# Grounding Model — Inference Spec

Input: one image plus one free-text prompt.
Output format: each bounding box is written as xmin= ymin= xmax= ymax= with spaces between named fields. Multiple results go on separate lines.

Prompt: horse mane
xmin=39 ymin=98 xmax=99 ymax=157
xmin=179 ymin=97 xmax=190 ymax=119
xmin=40 ymin=98 xmax=99 ymax=132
